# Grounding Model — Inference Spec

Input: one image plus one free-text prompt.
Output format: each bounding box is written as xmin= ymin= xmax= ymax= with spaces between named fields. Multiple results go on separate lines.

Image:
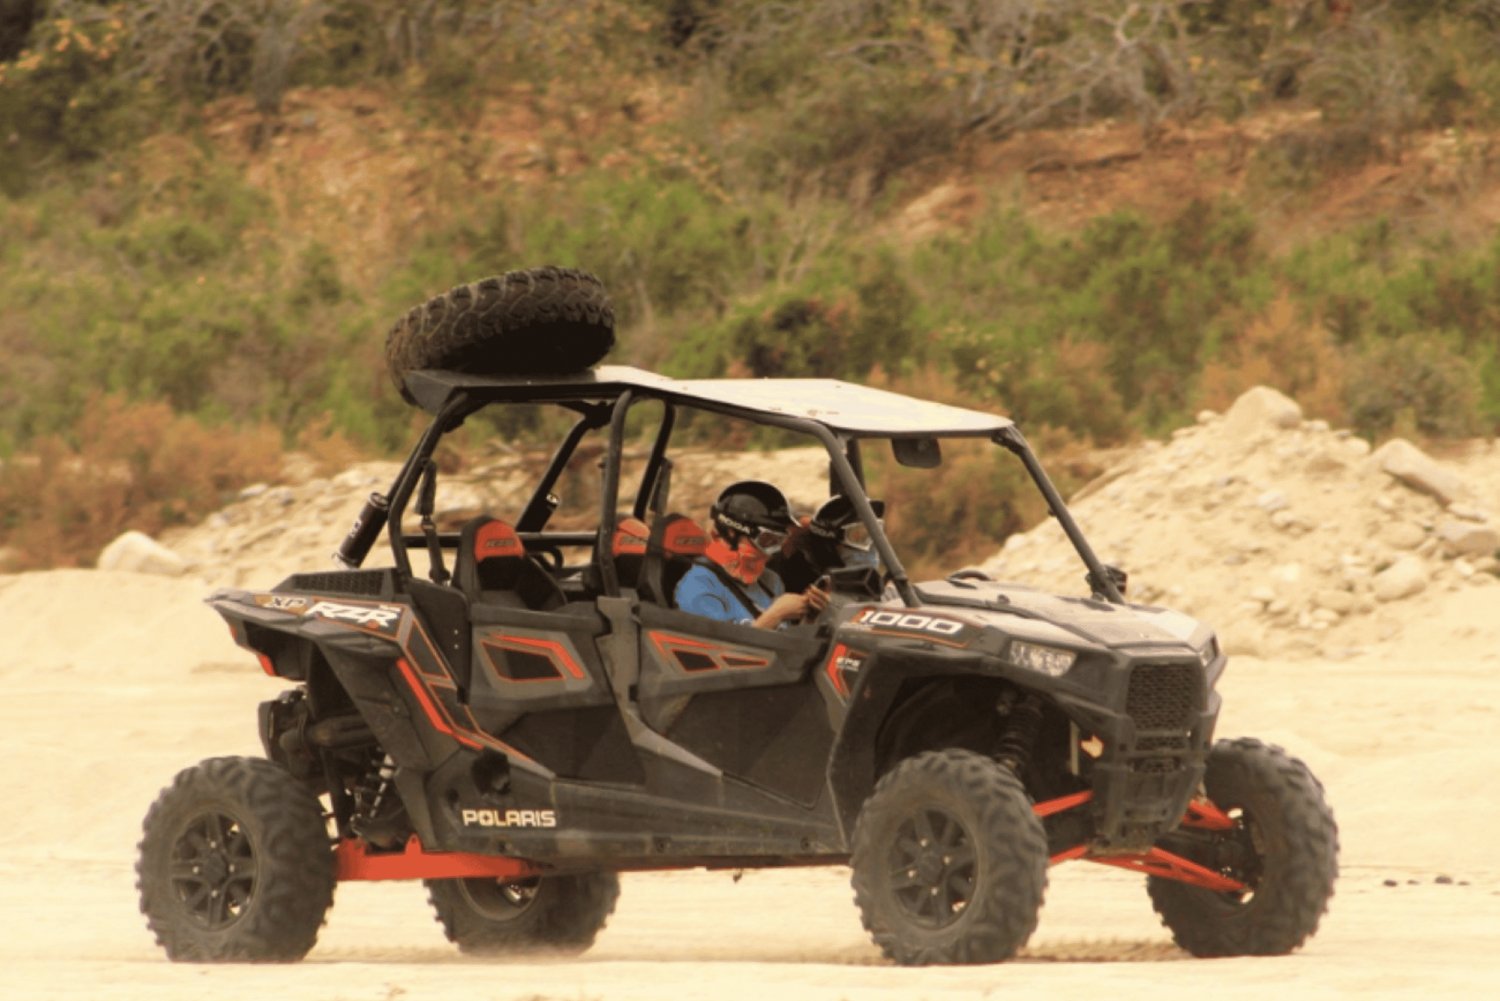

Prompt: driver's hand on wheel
xmin=804 ymin=584 xmax=830 ymax=614
xmin=754 ymin=589 xmax=823 ymax=629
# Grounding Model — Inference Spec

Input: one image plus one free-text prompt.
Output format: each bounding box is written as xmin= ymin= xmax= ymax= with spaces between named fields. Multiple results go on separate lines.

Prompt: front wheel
xmin=137 ymin=756 xmax=336 ymax=962
xmin=1148 ymin=737 xmax=1339 ymax=956
xmin=425 ymin=871 xmax=620 ymax=956
xmin=851 ymin=749 xmax=1048 ymax=965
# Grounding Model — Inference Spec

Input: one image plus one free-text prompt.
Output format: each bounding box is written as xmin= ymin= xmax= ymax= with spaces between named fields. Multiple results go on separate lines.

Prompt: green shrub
xmin=1345 ymin=333 xmax=1485 ymax=439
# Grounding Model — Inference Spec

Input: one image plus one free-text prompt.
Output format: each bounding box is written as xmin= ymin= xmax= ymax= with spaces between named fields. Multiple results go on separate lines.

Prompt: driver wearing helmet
xmin=675 ymin=480 xmax=829 ymax=628
xmin=774 ymin=495 xmax=885 ymax=593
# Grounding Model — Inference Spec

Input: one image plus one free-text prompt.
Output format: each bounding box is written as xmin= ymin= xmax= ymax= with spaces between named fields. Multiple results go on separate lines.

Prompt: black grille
xmin=1126 ymin=662 xmax=1204 ymax=733
xmin=286 ymin=571 xmax=387 ymax=596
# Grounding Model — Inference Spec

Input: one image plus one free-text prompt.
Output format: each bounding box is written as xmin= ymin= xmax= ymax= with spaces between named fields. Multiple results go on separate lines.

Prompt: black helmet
xmin=808 ymin=495 xmax=885 ymax=551
xmin=711 ymin=480 xmax=793 ymax=550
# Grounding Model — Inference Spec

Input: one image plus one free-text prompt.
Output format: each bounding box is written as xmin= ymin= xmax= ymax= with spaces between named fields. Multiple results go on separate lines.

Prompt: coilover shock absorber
xmin=349 ymin=752 xmax=404 ymax=848
xmin=994 ymin=693 xmax=1045 ymax=775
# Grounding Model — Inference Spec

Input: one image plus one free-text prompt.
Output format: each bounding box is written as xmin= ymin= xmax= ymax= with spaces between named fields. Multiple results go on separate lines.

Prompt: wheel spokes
xmin=887 ymin=804 xmax=976 ymax=928
xmin=171 ymin=811 xmax=255 ymax=929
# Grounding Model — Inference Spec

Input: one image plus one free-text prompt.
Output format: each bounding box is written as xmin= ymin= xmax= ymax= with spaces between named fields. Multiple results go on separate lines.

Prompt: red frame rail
xmin=1032 ymin=791 xmax=1248 ymax=893
xmin=336 ymin=836 xmax=540 ymax=882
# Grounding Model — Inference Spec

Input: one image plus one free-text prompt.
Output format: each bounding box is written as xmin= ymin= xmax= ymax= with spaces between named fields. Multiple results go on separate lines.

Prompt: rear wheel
xmin=851 ymin=749 xmax=1048 ymax=965
xmin=137 ymin=756 xmax=335 ymax=962
xmin=1148 ymin=737 xmax=1339 ymax=956
xmin=425 ymin=871 xmax=620 ymax=956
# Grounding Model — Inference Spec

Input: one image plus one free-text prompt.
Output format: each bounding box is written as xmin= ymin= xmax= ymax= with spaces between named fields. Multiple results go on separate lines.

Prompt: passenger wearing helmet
xmin=775 ymin=495 xmax=885 ymax=594
xmin=675 ymin=480 xmax=829 ymax=628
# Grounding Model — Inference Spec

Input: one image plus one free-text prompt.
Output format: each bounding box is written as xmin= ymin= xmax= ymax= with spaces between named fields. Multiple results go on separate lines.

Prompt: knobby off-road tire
xmin=425 ymin=871 xmax=621 ymax=956
xmin=384 ymin=266 xmax=615 ymax=402
xmin=851 ymin=749 xmax=1048 ymax=965
xmin=137 ymin=756 xmax=336 ymax=962
xmin=1148 ymin=737 xmax=1339 ymax=957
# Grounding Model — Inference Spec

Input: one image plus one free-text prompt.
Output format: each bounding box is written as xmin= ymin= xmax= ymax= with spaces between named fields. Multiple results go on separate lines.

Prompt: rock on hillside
xmin=982 ymin=387 xmax=1500 ymax=660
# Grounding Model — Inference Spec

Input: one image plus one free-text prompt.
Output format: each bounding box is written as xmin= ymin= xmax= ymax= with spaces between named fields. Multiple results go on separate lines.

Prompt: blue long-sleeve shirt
xmin=674 ymin=564 xmax=785 ymax=625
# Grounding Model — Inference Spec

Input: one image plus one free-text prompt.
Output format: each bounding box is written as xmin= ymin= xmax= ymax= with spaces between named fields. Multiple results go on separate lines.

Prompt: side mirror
xmin=1086 ymin=564 xmax=1128 ymax=601
xmin=892 ymin=437 xmax=942 ymax=468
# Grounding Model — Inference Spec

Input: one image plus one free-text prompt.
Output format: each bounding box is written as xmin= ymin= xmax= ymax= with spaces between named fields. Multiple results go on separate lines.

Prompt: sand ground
xmin=2 ymin=568 xmax=1497 ymax=1000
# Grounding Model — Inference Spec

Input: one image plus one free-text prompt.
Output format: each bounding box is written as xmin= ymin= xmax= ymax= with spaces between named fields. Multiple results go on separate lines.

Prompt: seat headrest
xmin=613 ymin=517 xmax=650 ymax=557
xmin=659 ymin=514 xmax=708 ymax=557
xmin=473 ymin=518 xmax=524 ymax=561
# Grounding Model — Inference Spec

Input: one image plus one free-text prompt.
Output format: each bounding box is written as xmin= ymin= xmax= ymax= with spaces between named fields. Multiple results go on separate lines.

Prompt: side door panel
xmin=635 ymin=604 xmax=833 ymax=805
xmin=466 ymin=604 xmax=644 ymax=785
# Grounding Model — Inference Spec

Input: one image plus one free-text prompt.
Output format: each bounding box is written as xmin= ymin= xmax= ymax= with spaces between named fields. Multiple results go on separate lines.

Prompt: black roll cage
xmin=348 ymin=377 xmax=1124 ymax=608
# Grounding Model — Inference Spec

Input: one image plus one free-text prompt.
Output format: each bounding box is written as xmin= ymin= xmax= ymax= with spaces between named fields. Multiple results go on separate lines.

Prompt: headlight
xmin=1197 ymin=635 xmax=1221 ymax=667
xmin=1009 ymin=640 xmax=1077 ymax=677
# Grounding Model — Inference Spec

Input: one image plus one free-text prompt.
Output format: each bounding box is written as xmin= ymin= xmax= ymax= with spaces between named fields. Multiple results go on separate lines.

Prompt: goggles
xmin=838 ymin=518 xmax=880 ymax=551
xmin=748 ymin=525 xmax=789 ymax=553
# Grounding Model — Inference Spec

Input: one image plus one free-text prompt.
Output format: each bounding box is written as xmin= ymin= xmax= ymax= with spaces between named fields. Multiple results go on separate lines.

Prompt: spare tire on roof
xmin=384 ymin=266 xmax=615 ymax=403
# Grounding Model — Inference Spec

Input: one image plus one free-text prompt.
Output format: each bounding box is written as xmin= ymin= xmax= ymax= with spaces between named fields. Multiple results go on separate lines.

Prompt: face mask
xmin=707 ymin=537 xmax=769 ymax=584
xmin=733 ymin=539 xmax=769 ymax=583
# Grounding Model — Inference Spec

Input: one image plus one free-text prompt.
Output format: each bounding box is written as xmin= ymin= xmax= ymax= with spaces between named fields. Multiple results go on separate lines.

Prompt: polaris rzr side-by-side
xmin=137 ymin=267 xmax=1337 ymax=965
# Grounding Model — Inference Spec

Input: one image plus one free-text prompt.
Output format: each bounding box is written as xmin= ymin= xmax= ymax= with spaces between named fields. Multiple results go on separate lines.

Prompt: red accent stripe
xmin=488 ymin=634 xmax=586 ymax=680
xmin=824 ymin=643 xmax=850 ymax=698
xmin=395 ymin=657 xmax=481 ymax=749
xmin=336 ymin=836 xmax=539 ymax=882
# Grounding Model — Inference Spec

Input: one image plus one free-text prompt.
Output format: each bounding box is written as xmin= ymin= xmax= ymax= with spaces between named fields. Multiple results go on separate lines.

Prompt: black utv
xmin=138 ymin=267 xmax=1337 ymax=965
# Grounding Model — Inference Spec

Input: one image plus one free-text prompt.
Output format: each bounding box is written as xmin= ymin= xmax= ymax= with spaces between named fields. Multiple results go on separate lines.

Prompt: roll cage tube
xmin=634 ymin=400 xmax=677 ymax=521
xmin=516 ymin=403 xmax=613 ymax=532
xmin=837 ymin=437 xmax=865 ymax=495
xmin=375 ymin=394 xmax=478 ymax=581
xmin=596 ymin=388 xmax=637 ymax=597
xmin=994 ymin=425 xmax=1124 ymax=605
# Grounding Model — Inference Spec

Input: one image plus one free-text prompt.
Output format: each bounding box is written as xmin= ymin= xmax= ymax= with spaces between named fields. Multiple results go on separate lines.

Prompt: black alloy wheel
xmin=885 ymin=806 xmax=979 ymax=929
xmin=168 ymin=811 xmax=257 ymax=930
xmin=851 ymin=748 xmax=1048 ymax=965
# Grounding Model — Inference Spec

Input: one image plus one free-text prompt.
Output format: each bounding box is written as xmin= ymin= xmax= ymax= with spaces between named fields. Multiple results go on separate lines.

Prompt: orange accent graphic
xmin=480 ymin=633 xmax=587 ymax=681
xmin=396 ymin=657 xmax=480 ymax=749
xmin=648 ymin=632 xmax=770 ymax=673
xmin=393 ymin=657 xmax=536 ymax=763
xmin=824 ymin=643 xmax=851 ymax=698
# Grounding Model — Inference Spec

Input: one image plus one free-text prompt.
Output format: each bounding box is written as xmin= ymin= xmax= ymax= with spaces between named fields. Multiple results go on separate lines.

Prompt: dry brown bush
xmin=1197 ymin=295 xmax=1348 ymax=423
xmin=0 ymin=394 xmax=281 ymax=570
